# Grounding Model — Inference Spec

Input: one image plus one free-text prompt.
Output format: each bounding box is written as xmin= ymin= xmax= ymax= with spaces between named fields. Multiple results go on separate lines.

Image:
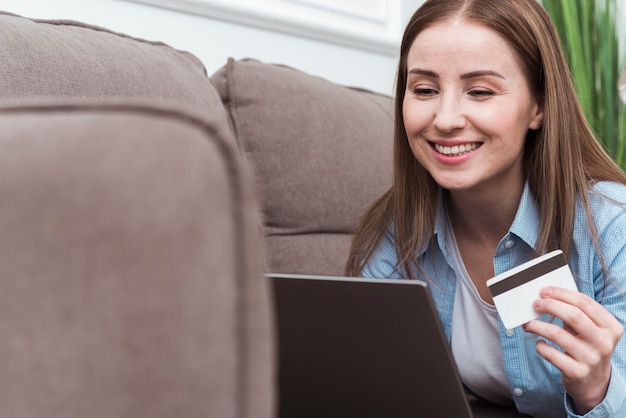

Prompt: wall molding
xmin=128 ymin=0 xmax=405 ymax=56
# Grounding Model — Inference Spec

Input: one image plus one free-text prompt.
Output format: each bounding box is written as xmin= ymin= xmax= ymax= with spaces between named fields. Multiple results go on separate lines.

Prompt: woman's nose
xmin=433 ymin=94 xmax=466 ymax=132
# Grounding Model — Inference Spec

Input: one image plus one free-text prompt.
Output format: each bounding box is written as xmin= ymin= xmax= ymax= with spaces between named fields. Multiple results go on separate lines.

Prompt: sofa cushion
xmin=211 ymin=58 xmax=393 ymax=275
xmin=0 ymin=11 xmax=217 ymax=114
xmin=0 ymin=103 xmax=273 ymax=418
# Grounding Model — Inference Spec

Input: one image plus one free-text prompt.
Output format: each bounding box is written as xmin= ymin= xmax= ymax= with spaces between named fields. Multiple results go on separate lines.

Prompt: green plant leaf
xmin=543 ymin=0 xmax=626 ymax=170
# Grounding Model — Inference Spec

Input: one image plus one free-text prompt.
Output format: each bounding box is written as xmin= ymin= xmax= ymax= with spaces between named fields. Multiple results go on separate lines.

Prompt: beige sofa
xmin=0 ymin=11 xmax=274 ymax=418
xmin=0 ymin=11 xmax=528 ymax=418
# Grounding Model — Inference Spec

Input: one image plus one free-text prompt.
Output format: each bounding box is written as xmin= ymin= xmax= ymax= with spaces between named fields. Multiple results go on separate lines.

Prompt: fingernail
xmin=533 ymin=299 xmax=543 ymax=309
xmin=541 ymin=286 xmax=554 ymax=297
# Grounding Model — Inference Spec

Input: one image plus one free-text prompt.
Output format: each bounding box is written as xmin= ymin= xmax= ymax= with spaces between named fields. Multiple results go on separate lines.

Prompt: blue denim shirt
xmin=362 ymin=181 xmax=626 ymax=418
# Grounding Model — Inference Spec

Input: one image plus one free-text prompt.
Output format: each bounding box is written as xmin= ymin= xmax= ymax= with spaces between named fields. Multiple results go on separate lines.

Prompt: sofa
xmin=0 ymin=11 xmax=529 ymax=418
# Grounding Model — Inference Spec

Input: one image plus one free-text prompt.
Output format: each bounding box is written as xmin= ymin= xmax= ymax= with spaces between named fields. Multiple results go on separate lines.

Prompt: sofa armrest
xmin=0 ymin=103 xmax=274 ymax=418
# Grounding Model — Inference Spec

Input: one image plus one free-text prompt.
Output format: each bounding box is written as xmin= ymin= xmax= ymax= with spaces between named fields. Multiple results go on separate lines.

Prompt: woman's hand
xmin=523 ymin=286 xmax=624 ymax=415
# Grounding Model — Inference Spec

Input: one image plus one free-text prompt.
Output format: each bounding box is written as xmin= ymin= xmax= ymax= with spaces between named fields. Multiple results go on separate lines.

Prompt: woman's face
xmin=403 ymin=19 xmax=543 ymax=196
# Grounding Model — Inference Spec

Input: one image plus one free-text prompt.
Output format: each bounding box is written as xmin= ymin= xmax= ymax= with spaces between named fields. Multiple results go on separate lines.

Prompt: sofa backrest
xmin=211 ymin=58 xmax=393 ymax=276
xmin=0 ymin=11 xmax=218 ymax=114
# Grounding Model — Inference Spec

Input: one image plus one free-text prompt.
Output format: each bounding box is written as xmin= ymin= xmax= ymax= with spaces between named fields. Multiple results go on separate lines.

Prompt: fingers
xmin=533 ymin=338 xmax=610 ymax=414
xmin=533 ymin=287 xmax=623 ymax=345
xmin=534 ymin=339 xmax=590 ymax=379
xmin=537 ymin=286 xmax=621 ymax=331
xmin=523 ymin=319 xmax=601 ymax=367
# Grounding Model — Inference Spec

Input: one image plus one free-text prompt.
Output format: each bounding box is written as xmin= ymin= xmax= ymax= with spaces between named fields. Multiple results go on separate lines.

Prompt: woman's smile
xmin=432 ymin=141 xmax=482 ymax=157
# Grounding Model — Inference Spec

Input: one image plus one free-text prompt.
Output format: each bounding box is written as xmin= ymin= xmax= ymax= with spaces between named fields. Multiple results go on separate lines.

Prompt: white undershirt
xmin=445 ymin=213 xmax=514 ymax=406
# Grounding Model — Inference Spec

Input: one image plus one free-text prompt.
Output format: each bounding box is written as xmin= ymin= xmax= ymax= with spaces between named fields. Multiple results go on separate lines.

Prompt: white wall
xmin=3 ymin=0 xmax=425 ymax=95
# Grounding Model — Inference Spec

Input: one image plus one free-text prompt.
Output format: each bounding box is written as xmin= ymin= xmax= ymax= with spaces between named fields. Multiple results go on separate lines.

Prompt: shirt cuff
xmin=564 ymin=366 xmax=626 ymax=417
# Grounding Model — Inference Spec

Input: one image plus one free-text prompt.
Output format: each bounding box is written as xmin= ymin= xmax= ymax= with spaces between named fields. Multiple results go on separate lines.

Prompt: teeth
xmin=434 ymin=142 xmax=478 ymax=156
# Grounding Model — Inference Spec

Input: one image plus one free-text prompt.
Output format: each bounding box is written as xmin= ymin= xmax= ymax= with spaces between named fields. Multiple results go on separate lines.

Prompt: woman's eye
xmin=468 ymin=89 xmax=495 ymax=97
xmin=412 ymin=87 xmax=438 ymax=97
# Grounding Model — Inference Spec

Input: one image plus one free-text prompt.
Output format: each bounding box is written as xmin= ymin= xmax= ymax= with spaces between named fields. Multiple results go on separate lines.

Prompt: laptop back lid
xmin=268 ymin=273 xmax=473 ymax=418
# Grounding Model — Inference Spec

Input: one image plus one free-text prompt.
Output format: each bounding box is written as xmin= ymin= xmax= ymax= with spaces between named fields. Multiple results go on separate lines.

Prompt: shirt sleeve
xmin=361 ymin=226 xmax=404 ymax=279
xmin=565 ymin=186 xmax=626 ymax=417
xmin=564 ymin=367 xmax=626 ymax=417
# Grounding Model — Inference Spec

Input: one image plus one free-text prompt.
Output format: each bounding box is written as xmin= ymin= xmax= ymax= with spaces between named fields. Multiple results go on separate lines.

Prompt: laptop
xmin=267 ymin=273 xmax=474 ymax=418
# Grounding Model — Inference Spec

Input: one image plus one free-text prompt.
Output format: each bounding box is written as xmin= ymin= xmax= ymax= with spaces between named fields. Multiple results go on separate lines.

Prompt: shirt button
xmin=504 ymin=240 xmax=515 ymax=249
xmin=505 ymin=329 xmax=514 ymax=337
xmin=513 ymin=388 xmax=524 ymax=397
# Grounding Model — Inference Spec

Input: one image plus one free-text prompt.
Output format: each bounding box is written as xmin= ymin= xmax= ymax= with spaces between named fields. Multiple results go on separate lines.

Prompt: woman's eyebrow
xmin=408 ymin=68 xmax=438 ymax=78
xmin=407 ymin=68 xmax=505 ymax=80
xmin=460 ymin=70 xmax=505 ymax=80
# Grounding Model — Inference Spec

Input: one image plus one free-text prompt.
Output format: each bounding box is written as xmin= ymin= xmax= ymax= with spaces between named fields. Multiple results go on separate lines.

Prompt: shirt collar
xmin=509 ymin=182 xmax=540 ymax=249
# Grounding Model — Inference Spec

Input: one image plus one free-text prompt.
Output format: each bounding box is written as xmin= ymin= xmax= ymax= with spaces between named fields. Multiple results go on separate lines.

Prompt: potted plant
xmin=542 ymin=0 xmax=626 ymax=169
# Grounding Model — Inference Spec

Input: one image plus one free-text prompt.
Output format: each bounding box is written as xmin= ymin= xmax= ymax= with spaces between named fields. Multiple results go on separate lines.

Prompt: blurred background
xmin=4 ymin=0 xmax=625 ymax=167
xmin=3 ymin=0 xmax=425 ymax=95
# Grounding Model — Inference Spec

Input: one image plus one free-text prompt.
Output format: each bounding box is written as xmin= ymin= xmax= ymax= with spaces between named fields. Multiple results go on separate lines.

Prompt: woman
xmin=345 ymin=0 xmax=626 ymax=416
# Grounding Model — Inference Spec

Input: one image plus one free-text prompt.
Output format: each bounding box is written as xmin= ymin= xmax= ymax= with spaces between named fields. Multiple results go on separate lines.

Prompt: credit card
xmin=487 ymin=250 xmax=578 ymax=330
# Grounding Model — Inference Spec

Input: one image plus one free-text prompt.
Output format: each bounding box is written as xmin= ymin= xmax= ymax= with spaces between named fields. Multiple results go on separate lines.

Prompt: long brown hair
xmin=345 ymin=0 xmax=626 ymax=280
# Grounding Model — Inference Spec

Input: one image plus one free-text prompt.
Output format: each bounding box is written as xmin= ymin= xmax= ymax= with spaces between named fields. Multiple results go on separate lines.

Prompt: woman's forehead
xmin=406 ymin=19 xmax=531 ymax=81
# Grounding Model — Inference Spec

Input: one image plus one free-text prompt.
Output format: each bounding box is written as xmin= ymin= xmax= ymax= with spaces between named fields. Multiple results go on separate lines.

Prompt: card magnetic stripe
xmin=488 ymin=254 xmax=567 ymax=297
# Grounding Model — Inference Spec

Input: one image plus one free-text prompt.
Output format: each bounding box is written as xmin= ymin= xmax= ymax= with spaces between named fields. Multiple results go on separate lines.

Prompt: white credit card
xmin=486 ymin=250 xmax=578 ymax=330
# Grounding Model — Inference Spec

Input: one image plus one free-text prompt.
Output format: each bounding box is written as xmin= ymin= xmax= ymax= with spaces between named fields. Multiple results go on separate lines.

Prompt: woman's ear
xmin=529 ymin=97 xmax=545 ymax=130
xmin=530 ymin=118 xmax=543 ymax=130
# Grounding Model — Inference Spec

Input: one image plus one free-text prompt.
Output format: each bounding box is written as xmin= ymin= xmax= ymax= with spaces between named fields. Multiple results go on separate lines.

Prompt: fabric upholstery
xmin=0 ymin=11 xmax=218 ymax=114
xmin=211 ymin=58 xmax=394 ymax=275
xmin=0 ymin=103 xmax=274 ymax=418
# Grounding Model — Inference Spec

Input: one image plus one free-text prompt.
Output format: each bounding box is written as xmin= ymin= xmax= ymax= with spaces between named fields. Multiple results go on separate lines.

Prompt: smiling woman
xmin=402 ymin=18 xmax=542 ymax=195
xmin=345 ymin=1 xmax=626 ymax=417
